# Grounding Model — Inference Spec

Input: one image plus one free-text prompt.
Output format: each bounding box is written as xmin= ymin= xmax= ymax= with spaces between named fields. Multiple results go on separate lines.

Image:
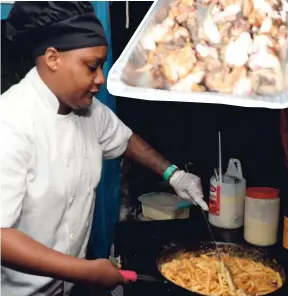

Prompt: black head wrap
xmin=6 ymin=1 xmax=108 ymax=57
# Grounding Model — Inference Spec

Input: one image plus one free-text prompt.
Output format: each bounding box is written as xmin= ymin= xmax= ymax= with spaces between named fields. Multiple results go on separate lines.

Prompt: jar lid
xmin=246 ymin=187 xmax=279 ymax=199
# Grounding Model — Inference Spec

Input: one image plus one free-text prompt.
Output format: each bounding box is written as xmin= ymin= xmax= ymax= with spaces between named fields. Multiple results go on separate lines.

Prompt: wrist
xmin=77 ymin=259 xmax=97 ymax=284
xmin=163 ymin=165 xmax=179 ymax=182
xmin=81 ymin=259 xmax=109 ymax=285
xmin=48 ymin=253 xmax=95 ymax=286
xmin=56 ymin=257 xmax=91 ymax=284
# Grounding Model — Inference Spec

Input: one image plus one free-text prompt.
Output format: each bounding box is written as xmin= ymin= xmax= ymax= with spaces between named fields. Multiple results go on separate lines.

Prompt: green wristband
xmin=163 ymin=165 xmax=178 ymax=181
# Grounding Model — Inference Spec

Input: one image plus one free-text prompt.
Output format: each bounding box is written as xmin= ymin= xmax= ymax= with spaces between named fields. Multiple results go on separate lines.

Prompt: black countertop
xmin=114 ymin=207 xmax=288 ymax=296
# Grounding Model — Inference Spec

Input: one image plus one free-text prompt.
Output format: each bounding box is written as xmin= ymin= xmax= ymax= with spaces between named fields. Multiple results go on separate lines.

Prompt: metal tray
xmin=107 ymin=0 xmax=288 ymax=109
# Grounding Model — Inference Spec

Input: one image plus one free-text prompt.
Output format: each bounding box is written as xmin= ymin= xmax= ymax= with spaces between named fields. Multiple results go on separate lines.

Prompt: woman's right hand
xmin=85 ymin=259 xmax=126 ymax=290
xmin=1 ymin=228 xmax=126 ymax=291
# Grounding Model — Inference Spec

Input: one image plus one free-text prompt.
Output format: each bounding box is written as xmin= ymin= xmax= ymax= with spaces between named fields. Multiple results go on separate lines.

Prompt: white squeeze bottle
xmin=208 ymin=159 xmax=246 ymax=229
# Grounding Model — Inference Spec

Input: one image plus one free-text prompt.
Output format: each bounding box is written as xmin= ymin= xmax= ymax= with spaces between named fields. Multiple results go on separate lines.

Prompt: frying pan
xmin=153 ymin=241 xmax=287 ymax=295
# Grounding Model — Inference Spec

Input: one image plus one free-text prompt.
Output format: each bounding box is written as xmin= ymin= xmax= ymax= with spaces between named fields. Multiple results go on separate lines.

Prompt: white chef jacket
xmin=0 ymin=67 xmax=133 ymax=296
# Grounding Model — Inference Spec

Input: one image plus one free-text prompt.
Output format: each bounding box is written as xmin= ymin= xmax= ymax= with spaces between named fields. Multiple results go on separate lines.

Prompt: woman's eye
xmin=88 ymin=64 xmax=98 ymax=72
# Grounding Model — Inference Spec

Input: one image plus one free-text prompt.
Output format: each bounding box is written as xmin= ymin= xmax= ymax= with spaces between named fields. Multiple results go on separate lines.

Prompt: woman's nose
xmin=94 ymin=68 xmax=105 ymax=86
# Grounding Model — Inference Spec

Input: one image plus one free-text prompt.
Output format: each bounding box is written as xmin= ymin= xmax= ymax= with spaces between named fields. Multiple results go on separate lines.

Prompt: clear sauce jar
xmin=244 ymin=187 xmax=280 ymax=247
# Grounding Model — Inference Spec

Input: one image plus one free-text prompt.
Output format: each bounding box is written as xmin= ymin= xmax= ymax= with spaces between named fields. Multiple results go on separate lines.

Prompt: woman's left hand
xmin=169 ymin=170 xmax=208 ymax=211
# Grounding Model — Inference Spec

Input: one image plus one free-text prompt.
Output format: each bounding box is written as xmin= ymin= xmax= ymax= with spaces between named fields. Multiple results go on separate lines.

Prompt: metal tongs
xmin=202 ymin=214 xmax=238 ymax=291
xmin=201 ymin=208 xmax=238 ymax=293
xmin=184 ymin=163 xmax=224 ymax=261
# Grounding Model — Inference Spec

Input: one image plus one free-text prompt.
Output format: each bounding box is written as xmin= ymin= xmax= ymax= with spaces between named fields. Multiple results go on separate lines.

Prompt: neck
xmin=57 ymin=104 xmax=72 ymax=115
xmin=36 ymin=66 xmax=72 ymax=115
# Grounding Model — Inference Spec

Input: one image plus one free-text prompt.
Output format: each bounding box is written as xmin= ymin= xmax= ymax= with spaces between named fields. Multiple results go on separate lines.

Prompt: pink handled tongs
xmin=119 ymin=270 xmax=160 ymax=282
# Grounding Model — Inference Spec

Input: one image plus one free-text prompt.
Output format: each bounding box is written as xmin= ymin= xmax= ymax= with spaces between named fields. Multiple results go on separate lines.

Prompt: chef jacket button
xmin=69 ymin=233 xmax=75 ymax=240
xmin=88 ymin=187 xmax=91 ymax=193
xmin=69 ymin=197 xmax=74 ymax=205
xmin=86 ymin=221 xmax=90 ymax=227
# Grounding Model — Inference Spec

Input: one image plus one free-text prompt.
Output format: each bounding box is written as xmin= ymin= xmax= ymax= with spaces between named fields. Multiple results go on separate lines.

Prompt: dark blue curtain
xmin=88 ymin=1 xmax=121 ymax=259
xmin=1 ymin=3 xmax=12 ymax=20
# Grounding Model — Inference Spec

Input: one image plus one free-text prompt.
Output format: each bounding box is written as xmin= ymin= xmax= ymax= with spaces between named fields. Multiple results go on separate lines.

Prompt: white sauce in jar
xmin=244 ymin=188 xmax=280 ymax=247
xmin=244 ymin=216 xmax=279 ymax=246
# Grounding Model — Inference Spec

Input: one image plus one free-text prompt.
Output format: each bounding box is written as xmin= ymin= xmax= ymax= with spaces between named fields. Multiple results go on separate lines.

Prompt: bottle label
xmin=283 ymin=216 xmax=288 ymax=249
xmin=209 ymin=185 xmax=220 ymax=216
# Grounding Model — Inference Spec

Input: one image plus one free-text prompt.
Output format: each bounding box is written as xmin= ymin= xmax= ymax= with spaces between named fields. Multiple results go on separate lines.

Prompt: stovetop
xmin=114 ymin=207 xmax=288 ymax=296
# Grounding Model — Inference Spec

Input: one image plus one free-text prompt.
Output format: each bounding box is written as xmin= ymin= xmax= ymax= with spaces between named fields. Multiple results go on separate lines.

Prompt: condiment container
xmin=209 ymin=159 xmax=246 ymax=229
xmin=138 ymin=192 xmax=192 ymax=220
xmin=244 ymin=187 xmax=280 ymax=247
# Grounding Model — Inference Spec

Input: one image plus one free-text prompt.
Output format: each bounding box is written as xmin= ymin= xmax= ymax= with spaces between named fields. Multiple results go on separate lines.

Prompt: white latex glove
xmin=169 ymin=170 xmax=209 ymax=211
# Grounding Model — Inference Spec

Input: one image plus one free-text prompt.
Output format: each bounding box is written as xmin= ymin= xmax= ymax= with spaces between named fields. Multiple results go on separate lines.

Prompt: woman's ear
xmin=44 ymin=47 xmax=61 ymax=71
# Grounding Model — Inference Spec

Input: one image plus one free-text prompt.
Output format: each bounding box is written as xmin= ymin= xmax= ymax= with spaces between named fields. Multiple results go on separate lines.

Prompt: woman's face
xmin=44 ymin=46 xmax=108 ymax=111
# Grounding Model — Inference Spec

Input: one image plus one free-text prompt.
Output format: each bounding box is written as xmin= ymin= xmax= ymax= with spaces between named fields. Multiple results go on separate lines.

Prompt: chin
xmin=79 ymin=97 xmax=93 ymax=108
xmin=73 ymin=107 xmax=91 ymax=116
xmin=73 ymin=102 xmax=93 ymax=116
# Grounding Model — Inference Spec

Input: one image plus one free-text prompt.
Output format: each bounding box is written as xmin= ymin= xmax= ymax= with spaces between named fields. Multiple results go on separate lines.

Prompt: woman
xmin=1 ymin=2 xmax=208 ymax=296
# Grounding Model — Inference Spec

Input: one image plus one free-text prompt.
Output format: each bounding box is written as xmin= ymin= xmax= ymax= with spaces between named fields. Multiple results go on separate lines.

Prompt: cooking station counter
xmin=114 ymin=207 xmax=288 ymax=296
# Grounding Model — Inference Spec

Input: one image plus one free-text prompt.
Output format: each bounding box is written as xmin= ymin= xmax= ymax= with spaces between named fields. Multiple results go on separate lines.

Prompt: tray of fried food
xmin=138 ymin=0 xmax=288 ymax=96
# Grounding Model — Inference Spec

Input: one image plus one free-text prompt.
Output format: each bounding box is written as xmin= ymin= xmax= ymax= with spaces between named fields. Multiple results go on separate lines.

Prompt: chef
xmin=0 ymin=2 xmax=208 ymax=296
